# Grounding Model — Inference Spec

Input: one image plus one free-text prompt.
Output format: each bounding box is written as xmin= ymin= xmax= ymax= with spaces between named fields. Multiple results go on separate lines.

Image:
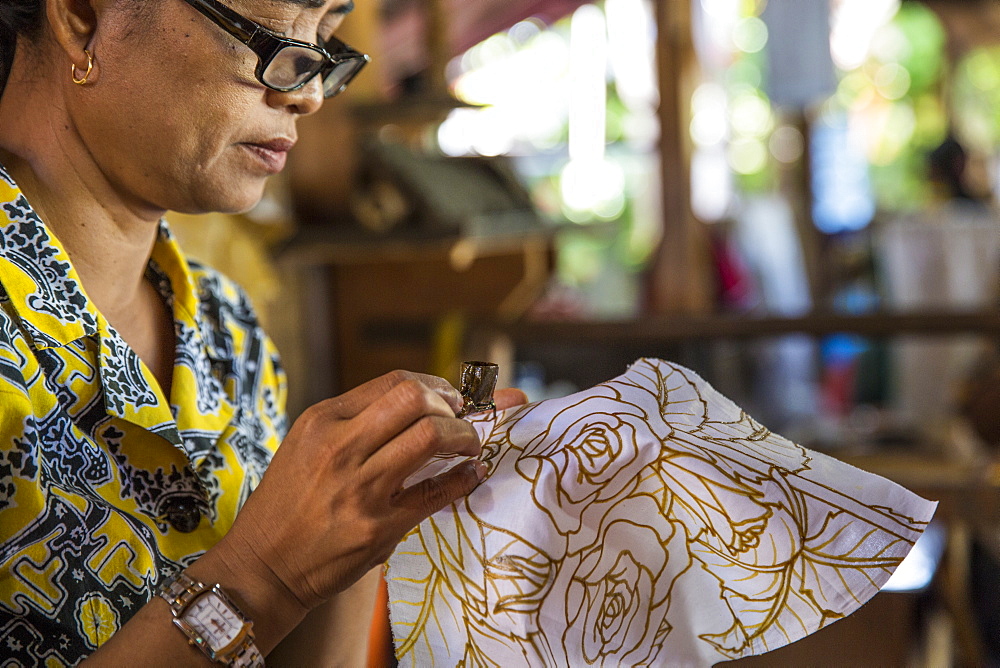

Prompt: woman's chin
xmin=187 ymin=180 xmax=269 ymax=216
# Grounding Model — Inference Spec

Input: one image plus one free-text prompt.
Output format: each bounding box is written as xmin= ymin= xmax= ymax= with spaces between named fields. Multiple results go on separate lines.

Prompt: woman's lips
xmin=242 ymin=138 xmax=294 ymax=173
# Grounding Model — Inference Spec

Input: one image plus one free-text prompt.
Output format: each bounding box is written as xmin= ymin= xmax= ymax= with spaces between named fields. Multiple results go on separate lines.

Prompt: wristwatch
xmin=158 ymin=571 xmax=265 ymax=667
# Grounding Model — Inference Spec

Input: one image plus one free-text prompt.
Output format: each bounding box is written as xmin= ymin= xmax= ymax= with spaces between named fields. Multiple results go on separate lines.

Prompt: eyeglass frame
xmin=180 ymin=0 xmax=370 ymax=98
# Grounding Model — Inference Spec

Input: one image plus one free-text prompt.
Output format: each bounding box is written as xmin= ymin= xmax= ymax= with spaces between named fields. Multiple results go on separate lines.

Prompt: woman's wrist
xmin=84 ymin=539 xmax=312 ymax=665
xmin=184 ymin=532 xmax=312 ymax=654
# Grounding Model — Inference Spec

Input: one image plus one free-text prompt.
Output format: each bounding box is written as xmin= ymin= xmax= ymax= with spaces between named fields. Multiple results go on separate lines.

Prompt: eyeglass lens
xmin=261 ymin=45 xmax=365 ymax=97
xmin=322 ymin=59 xmax=365 ymax=97
xmin=262 ymin=46 xmax=325 ymax=89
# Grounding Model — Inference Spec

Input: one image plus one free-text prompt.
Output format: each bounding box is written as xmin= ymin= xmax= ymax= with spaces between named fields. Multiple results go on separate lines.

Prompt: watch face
xmin=186 ymin=593 xmax=243 ymax=651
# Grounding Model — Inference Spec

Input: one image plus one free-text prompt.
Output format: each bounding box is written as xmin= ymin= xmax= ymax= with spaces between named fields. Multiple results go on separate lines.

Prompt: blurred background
xmin=168 ymin=0 xmax=1000 ymax=664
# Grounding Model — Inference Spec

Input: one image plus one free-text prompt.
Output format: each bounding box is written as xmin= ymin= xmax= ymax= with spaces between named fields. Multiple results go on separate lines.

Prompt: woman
xmin=0 ymin=0 xmax=524 ymax=663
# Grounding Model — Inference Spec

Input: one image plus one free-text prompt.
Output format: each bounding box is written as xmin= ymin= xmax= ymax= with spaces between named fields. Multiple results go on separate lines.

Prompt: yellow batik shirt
xmin=0 ymin=165 xmax=287 ymax=665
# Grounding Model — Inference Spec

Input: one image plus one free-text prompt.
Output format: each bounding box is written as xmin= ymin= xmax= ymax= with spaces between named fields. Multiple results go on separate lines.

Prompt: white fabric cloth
xmin=387 ymin=358 xmax=937 ymax=666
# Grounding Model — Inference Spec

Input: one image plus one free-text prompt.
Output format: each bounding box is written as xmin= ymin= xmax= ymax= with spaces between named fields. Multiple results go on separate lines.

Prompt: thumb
xmin=495 ymin=387 xmax=529 ymax=410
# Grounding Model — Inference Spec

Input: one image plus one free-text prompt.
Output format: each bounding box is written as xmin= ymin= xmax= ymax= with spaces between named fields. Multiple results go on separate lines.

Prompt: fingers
xmin=410 ymin=373 xmax=466 ymax=414
xmin=328 ymin=372 xmax=525 ymax=424
xmin=390 ymin=460 xmax=486 ymax=528
xmin=365 ymin=414 xmax=482 ymax=492
xmin=231 ymin=370 xmax=499 ymax=610
xmin=342 ymin=378 xmax=460 ymax=459
xmin=327 ymin=370 xmax=464 ymax=419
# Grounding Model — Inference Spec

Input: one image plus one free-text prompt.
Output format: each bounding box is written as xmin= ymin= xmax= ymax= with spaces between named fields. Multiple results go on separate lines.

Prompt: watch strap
xmin=216 ymin=626 xmax=265 ymax=668
xmin=158 ymin=571 xmax=210 ymax=617
xmin=158 ymin=572 xmax=265 ymax=667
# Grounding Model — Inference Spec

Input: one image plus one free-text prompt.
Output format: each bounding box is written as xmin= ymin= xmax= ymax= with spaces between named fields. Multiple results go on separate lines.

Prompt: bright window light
xmin=882 ymin=522 xmax=944 ymax=593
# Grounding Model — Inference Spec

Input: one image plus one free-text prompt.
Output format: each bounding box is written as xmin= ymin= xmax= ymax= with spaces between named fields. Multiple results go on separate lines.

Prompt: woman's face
xmin=71 ymin=0 xmax=353 ymax=215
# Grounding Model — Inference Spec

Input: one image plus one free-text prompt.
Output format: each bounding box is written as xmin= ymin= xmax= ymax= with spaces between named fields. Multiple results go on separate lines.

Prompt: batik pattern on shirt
xmin=387 ymin=358 xmax=937 ymax=667
xmin=0 ymin=165 xmax=287 ymax=665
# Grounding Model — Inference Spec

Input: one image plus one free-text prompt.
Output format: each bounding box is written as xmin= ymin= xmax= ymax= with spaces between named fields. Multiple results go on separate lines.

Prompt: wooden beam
xmin=485 ymin=310 xmax=1000 ymax=345
xmin=646 ymin=0 xmax=712 ymax=315
xmin=424 ymin=0 xmax=450 ymax=94
xmin=785 ymin=110 xmax=828 ymax=308
xmin=284 ymin=0 xmax=381 ymax=223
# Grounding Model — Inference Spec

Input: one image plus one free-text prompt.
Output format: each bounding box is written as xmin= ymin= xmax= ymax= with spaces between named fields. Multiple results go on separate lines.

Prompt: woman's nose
xmin=268 ymin=75 xmax=325 ymax=115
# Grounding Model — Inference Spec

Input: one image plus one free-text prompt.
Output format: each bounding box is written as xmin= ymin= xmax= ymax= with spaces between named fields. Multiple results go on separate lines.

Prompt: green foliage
xmin=954 ymin=46 xmax=1000 ymax=148
xmin=891 ymin=3 xmax=945 ymax=91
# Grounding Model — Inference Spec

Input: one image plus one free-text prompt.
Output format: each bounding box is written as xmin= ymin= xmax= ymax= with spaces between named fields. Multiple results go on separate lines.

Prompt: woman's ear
xmin=44 ymin=0 xmax=98 ymax=67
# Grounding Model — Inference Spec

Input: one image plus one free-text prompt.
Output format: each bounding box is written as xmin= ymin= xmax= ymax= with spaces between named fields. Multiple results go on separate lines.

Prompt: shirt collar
xmin=0 ymin=165 xmax=217 ymax=358
xmin=0 ymin=164 xmax=235 ymax=452
xmin=148 ymin=221 xmax=234 ymax=367
xmin=0 ymin=166 xmax=101 ymax=348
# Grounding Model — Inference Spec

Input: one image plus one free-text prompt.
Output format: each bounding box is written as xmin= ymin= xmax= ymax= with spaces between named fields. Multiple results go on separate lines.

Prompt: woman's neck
xmin=0 ymin=73 xmax=164 ymax=318
xmin=1 ymin=44 xmax=179 ymax=396
xmin=4 ymin=152 xmax=160 ymax=313
xmin=0 ymin=145 xmax=178 ymax=396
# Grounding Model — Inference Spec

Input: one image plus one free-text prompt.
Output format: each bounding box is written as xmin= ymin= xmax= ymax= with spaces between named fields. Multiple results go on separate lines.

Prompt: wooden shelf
xmin=349 ymin=92 xmax=479 ymax=126
xmin=278 ymin=227 xmax=555 ymax=266
xmin=482 ymin=310 xmax=1000 ymax=344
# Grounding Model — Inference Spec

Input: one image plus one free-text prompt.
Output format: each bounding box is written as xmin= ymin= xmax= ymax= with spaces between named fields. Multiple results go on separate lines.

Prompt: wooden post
xmin=424 ymin=0 xmax=450 ymax=95
xmin=645 ymin=0 xmax=712 ymax=315
xmin=284 ymin=0 xmax=381 ymax=223
xmin=787 ymin=109 xmax=827 ymax=309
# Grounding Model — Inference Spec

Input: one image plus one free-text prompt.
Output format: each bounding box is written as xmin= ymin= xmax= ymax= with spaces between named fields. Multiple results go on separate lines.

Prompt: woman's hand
xmin=217 ymin=370 xmax=519 ymax=615
xmin=86 ymin=371 xmax=530 ymax=662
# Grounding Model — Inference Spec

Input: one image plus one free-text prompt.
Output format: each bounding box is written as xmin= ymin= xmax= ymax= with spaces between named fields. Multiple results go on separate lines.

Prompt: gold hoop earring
xmin=71 ymin=50 xmax=94 ymax=85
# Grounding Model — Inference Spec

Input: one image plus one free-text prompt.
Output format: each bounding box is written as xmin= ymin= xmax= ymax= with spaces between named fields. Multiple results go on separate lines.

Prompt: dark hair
xmin=0 ymin=0 xmax=46 ymax=96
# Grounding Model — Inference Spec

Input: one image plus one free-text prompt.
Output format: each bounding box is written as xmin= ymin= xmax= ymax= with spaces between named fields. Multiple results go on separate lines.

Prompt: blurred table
xmin=273 ymin=230 xmax=552 ymax=416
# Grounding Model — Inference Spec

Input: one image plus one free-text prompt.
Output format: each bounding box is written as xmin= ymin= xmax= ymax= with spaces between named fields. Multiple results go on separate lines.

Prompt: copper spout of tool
xmin=457 ymin=361 xmax=499 ymax=418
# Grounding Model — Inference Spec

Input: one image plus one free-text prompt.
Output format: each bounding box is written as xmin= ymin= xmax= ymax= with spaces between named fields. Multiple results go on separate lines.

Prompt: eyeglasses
xmin=181 ymin=0 xmax=369 ymax=98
